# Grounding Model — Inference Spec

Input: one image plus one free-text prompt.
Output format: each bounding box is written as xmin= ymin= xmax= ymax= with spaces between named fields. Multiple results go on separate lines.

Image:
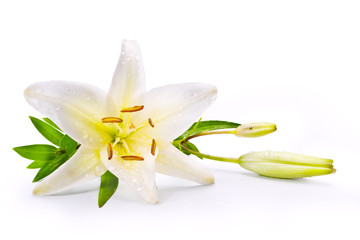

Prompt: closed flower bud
xmin=235 ymin=122 xmax=277 ymax=138
xmin=238 ymin=151 xmax=335 ymax=179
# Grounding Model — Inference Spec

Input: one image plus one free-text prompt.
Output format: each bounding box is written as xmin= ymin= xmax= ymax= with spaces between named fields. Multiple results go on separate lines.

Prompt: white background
xmin=1 ymin=0 xmax=359 ymax=239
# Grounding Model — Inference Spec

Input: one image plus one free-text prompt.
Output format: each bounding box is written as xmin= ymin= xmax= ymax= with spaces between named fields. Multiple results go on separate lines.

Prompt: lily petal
xmin=33 ymin=146 xmax=106 ymax=195
xmin=100 ymin=138 xmax=158 ymax=204
xmin=108 ymin=40 xmax=146 ymax=112
xmin=133 ymin=83 xmax=217 ymax=141
xmin=24 ymin=81 xmax=116 ymax=149
xmin=155 ymin=141 xmax=214 ymax=185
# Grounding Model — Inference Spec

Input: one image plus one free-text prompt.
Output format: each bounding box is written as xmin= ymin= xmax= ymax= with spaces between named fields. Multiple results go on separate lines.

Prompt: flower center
xmin=101 ymin=105 xmax=156 ymax=161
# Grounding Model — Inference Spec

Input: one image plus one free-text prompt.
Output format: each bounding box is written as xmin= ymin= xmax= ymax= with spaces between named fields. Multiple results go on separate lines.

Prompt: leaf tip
xmin=32 ymin=178 xmax=39 ymax=183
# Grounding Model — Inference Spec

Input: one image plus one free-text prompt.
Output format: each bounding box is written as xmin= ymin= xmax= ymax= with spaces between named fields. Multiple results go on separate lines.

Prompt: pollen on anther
xmin=107 ymin=143 xmax=113 ymax=160
xmin=102 ymin=117 xmax=123 ymax=123
xmin=120 ymin=105 xmax=144 ymax=113
xmin=151 ymin=139 xmax=156 ymax=156
xmin=148 ymin=118 xmax=155 ymax=128
xmin=121 ymin=155 xmax=144 ymax=161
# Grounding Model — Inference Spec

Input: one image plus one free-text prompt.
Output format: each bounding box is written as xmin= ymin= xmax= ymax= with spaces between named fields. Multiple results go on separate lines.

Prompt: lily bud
xmin=235 ymin=122 xmax=277 ymax=138
xmin=238 ymin=151 xmax=335 ymax=179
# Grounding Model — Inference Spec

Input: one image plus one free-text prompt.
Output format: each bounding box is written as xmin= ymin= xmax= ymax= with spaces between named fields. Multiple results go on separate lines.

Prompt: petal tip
xmin=192 ymin=167 xmax=215 ymax=185
xmin=143 ymin=190 xmax=159 ymax=204
xmin=201 ymin=174 xmax=215 ymax=185
xmin=23 ymin=84 xmax=36 ymax=100
xmin=23 ymin=84 xmax=44 ymax=111
xmin=122 ymin=39 xmax=138 ymax=45
xmin=148 ymin=198 xmax=159 ymax=204
xmin=121 ymin=39 xmax=141 ymax=55
xmin=202 ymin=84 xmax=217 ymax=105
xmin=32 ymin=186 xmax=46 ymax=196
xmin=209 ymin=85 xmax=218 ymax=97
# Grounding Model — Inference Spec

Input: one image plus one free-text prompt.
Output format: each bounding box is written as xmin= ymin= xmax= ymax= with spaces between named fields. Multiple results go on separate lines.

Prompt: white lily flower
xmin=24 ymin=40 xmax=217 ymax=204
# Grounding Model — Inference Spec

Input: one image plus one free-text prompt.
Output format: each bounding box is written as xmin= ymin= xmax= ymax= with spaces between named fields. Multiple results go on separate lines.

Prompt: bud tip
xmin=235 ymin=122 xmax=277 ymax=138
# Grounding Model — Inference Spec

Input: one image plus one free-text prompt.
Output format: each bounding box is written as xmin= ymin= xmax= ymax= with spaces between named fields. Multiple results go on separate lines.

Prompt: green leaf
xmin=43 ymin=118 xmax=62 ymax=131
xmin=27 ymin=161 xmax=47 ymax=169
xmin=172 ymin=120 xmax=240 ymax=158
xmin=29 ymin=116 xmax=64 ymax=146
xmin=60 ymin=135 xmax=79 ymax=157
xmin=174 ymin=120 xmax=241 ymax=141
xmin=33 ymin=154 xmax=69 ymax=182
xmin=98 ymin=171 xmax=119 ymax=208
xmin=13 ymin=144 xmax=58 ymax=161
xmin=180 ymin=141 xmax=203 ymax=159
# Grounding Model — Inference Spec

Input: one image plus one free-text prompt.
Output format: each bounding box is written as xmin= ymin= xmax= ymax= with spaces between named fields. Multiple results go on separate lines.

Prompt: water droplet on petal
xmin=94 ymin=166 xmax=103 ymax=176
xmin=209 ymin=95 xmax=216 ymax=104
xmin=36 ymin=88 xmax=43 ymax=94
xmin=29 ymin=99 xmax=39 ymax=107
xmin=108 ymin=165 xmax=115 ymax=171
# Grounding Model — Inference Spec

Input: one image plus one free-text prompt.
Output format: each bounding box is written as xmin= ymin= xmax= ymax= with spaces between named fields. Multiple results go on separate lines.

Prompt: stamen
xmin=121 ymin=105 xmax=144 ymax=112
xmin=121 ymin=155 xmax=144 ymax=161
xmin=107 ymin=143 xmax=113 ymax=160
xmin=151 ymin=139 xmax=156 ymax=156
xmin=102 ymin=117 xmax=123 ymax=123
xmin=148 ymin=118 xmax=155 ymax=128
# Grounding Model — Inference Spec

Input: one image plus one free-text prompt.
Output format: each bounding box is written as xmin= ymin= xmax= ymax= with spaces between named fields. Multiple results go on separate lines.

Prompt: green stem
xmin=180 ymin=130 xmax=239 ymax=164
